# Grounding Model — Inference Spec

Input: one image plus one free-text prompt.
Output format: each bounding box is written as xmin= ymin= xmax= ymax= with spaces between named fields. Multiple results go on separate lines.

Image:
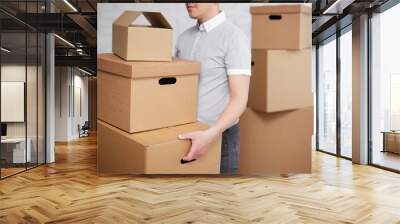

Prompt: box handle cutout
xmin=181 ymin=158 xmax=196 ymax=164
xmin=251 ymin=61 xmax=254 ymax=66
xmin=269 ymin=15 xmax=282 ymax=20
xmin=159 ymin=77 xmax=177 ymax=85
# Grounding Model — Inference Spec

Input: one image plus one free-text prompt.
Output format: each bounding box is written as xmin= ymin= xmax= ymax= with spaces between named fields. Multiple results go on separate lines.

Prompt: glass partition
xmin=27 ymin=31 xmax=38 ymax=169
xmin=317 ymin=36 xmax=337 ymax=155
xmin=0 ymin=1 xmax=46 ymax=179
xmin=340 ymin=29 xmax=352 ymax=158
xmin=1 ymin=31 xmax=28 ymax=177
xmin=38 ymin=32 xmax=45 ymax=165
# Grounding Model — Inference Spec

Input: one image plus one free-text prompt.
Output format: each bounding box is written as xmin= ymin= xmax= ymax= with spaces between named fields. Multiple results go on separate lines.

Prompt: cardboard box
xmin=112 ymin=11 xmax=173 ymax=61
xmin=248 ymin=48 xmax=313 ymax=113
xmin=97 ymin=120 xmax=221 ymax=174
xmin=97 ymin=53 xmax=200 ymax=133
xmin=238 ymin=107 xmax=313 ymax=174
xmin=251 ymin=4 xmax=311 ymax=50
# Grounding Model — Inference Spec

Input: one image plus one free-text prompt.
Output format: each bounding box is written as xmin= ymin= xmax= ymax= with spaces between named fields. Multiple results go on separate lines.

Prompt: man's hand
xmin=178 ymin=127 xmax=220 ymax=162
xmin=178 ymin=76 xmax=250 ymax=163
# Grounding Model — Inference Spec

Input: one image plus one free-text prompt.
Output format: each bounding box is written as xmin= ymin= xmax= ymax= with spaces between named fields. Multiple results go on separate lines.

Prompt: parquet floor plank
xmin=0 ymin=134 xmax=400 ymax=223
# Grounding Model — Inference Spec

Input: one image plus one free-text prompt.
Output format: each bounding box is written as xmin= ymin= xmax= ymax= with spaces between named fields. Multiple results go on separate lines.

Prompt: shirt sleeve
xmin=225 ymin=31 xmax=251 ymax=76
xmin=174 ymin=36 xmax=180 ymax=58
xmin=174 ymin=30 xmax=185 ymax=58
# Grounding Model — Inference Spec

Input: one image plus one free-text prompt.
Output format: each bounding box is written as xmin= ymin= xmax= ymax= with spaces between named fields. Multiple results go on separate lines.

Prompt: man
xmin=176 ymin=3 xmax=251 ymax=174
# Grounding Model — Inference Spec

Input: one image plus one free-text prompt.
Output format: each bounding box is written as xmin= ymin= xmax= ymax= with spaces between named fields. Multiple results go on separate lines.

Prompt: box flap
xmin=97 ymin=53 xmax=200 ymax=79
xmin=97 ymin=120 xmax=177 ymax=146
xmin=142 ymin=12 xmax=172 ymax=29
xmin=98 ymin=53 xmax=133 ymax=78
xmin=131 ymin=128 xmax=178 ymax=146
xmin=168 ymin=122 xmax=208 ymax=135
xmin=113 ymin=11 xmax=141 ymax=27
xmin=97 ymin=120 xmax=207 ymax=148
xmin=113 ymin=10 xmax=171 ymax=29
xmin=250 ymin=4 xmax=312 ymax=15
xmin=127 ymin=122 xmax=208 ymax=146
xmin=135 ymin=122 xmax=207 ymax=147
xmin=136 ymin=122 xmax=208 ymax=146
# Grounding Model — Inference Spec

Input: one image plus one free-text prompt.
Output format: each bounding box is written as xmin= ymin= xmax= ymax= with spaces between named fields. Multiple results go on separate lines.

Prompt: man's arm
xmin=210 ymin=75 xmax=250 ymax=135
xmin=179 ymin=29 xmax=251 ymax=162
xmin=179 ymin=75 xmax=250 ymax=161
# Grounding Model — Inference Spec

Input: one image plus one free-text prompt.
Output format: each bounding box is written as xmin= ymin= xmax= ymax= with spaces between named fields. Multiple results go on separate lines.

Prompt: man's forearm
xmin=209 ymin=75 xmax=250 ymax=134
xmin=210 ymin=94 xmax=247 ymax=135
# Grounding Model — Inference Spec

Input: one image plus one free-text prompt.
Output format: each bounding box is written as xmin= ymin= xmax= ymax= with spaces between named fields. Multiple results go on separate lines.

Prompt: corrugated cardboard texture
xmin=97 ymin=120 xmax=145 ymax=174
xmin=98 ymin=53 xmax=200 ymax=78
xmin=251 ymin=5 xmax=311 ymax=50
xmin=97 ymin=54 xmax=200 ymax=133
xmin=112 ymin=11 xmax=173 ymax=61
xmin=97 ymin=120 xmax=222 ymax=174
xmin=250 ymin=4 xmax=312 ymax=14
xmin=238 ymin=107 xmax=313 ymax=174
xmin=97 ymin=71 xmax=199 ymax=133
xmin=248 ymin=48 xmax=313 ymax=113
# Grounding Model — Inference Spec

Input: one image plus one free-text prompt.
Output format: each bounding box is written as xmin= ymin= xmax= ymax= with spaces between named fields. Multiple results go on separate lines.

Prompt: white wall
xmin=71 ymin=74 xmax=89 ymax=138
xmin=54 ymin=67 xmax=89 ymax=141
xmin=55 ymin=66 xmax=69 ymax=141
xmin=1 ymin=65 xmax=26 ymax=81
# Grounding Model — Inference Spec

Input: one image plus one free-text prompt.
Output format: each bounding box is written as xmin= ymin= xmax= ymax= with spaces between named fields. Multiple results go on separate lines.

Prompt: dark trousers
xmin=220 ymin=123 xmax=240 ymax=175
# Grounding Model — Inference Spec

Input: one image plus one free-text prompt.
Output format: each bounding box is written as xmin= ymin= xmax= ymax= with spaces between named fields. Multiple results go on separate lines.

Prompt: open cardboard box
xmin=112 ymin=10 xmax=173 ymax=61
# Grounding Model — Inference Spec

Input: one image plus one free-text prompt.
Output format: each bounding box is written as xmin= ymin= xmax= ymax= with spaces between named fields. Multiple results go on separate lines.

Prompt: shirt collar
xmin=198 ymin=11 xmax=226 ymax=32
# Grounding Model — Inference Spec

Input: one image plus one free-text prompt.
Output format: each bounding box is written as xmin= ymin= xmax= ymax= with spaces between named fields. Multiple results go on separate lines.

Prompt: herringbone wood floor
xmin=1 ymin=134 xmax=400 ymax=224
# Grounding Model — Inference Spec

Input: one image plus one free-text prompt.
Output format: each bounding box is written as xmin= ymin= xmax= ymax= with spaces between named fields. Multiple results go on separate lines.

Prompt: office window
xmin=371 ymin=3 xmax=400 ymax=171
xmin=390 ymin=74 xmax=400 ymax=130
xmin=340 ymin=29 xmax=352 ymax=158
xmin=317 ymin=36 xmax=337 ymax=154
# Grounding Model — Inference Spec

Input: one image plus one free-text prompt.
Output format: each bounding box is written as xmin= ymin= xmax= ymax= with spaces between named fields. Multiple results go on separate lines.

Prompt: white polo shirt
xmin=175 ymin=11 xmax=251 ymax=126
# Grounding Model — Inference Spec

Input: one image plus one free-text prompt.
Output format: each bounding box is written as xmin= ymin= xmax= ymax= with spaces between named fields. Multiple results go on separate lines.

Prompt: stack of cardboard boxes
xmin=97 ymin=11 xmax=221 ymax=174
xmin=239 ymin=5 xmax=314 ymax=174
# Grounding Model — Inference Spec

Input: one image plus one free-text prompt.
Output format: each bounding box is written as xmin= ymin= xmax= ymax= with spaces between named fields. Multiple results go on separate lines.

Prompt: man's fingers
xmin=182 ymin=144 xmax=197 ymax=162
xmin=183 ymin=148 xmax=196 ymax=161
xmin=182 ymin=153 xmax=191 ymax=161
xmin=179 ymin=131 xmax=201 ymax=163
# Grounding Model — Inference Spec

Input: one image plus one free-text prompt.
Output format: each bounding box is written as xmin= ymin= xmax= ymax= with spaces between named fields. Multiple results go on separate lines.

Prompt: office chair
xmin=79 ymin=121 xmax=90 ymax=138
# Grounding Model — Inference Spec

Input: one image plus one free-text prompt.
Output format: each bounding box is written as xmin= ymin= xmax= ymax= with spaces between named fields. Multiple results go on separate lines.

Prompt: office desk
xmin=1 ymin=138 xmax=31 ymax=164
xmin=382 ymin=131 xmax=400 ymax=154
